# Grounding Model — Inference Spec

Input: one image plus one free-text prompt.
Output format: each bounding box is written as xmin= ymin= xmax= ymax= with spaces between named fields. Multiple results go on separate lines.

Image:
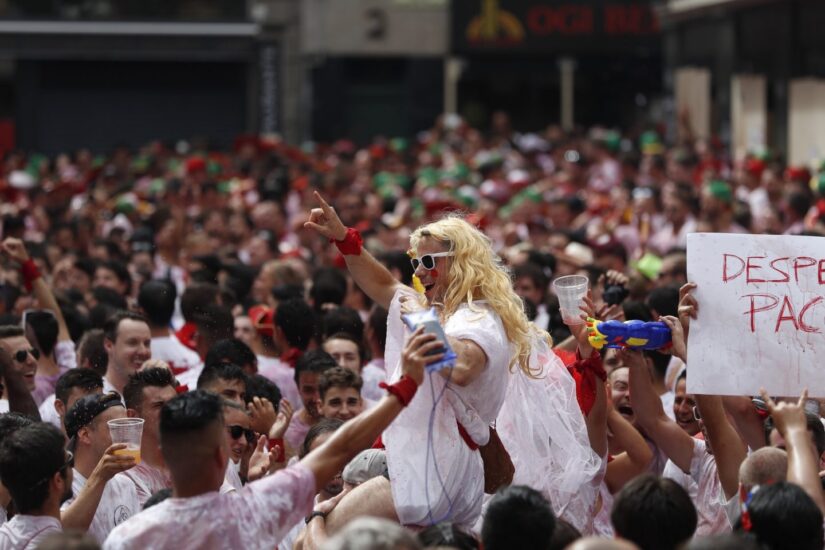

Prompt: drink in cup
xmin=553 ymin=275 xmax=589 ymax=325
xmin=108 ymin=418 xmax=144 ymax=463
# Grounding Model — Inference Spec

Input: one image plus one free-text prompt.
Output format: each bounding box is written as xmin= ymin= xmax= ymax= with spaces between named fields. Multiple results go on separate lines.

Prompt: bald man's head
xmin=739 ymin=447 xmax=787 ymax=489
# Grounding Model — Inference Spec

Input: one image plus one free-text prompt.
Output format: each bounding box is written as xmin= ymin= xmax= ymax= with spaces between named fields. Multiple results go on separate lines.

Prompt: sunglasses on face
xmin=227 ymin=425 xmax=256 ymax=445
xmin=13 ymin=348 xmax=40 ymax=363
xmin=410 ymin=252 xmax=454 ymax=271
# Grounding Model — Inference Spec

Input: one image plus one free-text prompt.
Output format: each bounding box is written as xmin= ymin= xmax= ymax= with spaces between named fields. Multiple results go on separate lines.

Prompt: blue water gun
xmin=586 ymin=318 xmax=672 ymax=351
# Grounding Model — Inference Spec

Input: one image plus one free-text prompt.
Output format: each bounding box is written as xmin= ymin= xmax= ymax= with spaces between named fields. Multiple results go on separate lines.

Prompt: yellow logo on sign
xmin=466 ymin=0 xmax=525 ymax=43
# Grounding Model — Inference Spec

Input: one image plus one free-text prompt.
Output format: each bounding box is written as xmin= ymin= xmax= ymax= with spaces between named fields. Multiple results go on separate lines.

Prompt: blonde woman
xmin=304 ymin=192 xmax=599 ymax=533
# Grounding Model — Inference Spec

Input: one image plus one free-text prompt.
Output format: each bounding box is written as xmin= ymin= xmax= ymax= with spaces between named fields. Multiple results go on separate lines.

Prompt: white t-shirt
xmin=383 ymin=292 xmax=512 ymax=528
xmin=174 ymin=365 xmax=202 ymax=390
xmin=225 ymin=460 xmax=244 ymax=492
xmin=285 ymin=412 xmax=312 ymax=452
xmin=533 ymin=304 xmax=550 ymax=332
xmin=119 ymin=462 xmax=172 ymax=507
xmin=0 ymin=515 xmax=61 ymax=550
xmin=149 ymin=336 xmax=202 ymax=377
xmin=661 ymin=390 xmax=676 ymax=422
xmin=663 ymin=438 xmax=731 ymax=536
xmin=103 ymin=464 xmax=316 ymax=550
xmin=103 ymin=377 xmax=119 ymax=396
xmin=257 ymin=356 xmax=302 ymax=410
xmin=62 ymin=469 xmax=140 ymax=543
xmin=360 ymin=359 xmax=386 ymax=403
xmin=38 ymin=395 xmax=61 ymax=430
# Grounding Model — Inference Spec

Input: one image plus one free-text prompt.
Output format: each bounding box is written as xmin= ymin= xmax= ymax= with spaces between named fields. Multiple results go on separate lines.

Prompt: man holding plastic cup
xmin=62 ymin=392 xmax=139 ymax=542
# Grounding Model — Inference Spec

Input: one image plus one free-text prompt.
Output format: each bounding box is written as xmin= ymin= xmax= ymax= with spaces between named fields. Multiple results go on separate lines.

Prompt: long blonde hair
xmin=410 ymin=216 xmax=539 ymax=375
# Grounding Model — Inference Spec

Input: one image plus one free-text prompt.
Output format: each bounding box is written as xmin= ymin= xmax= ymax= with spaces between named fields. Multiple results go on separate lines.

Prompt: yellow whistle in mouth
xmin=412 ymin=275 xmax=426 ymax=295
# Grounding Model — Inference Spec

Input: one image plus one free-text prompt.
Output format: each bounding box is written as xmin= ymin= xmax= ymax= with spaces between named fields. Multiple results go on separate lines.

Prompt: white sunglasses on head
xmin=410 ymin=252 xmax=454 ymax=271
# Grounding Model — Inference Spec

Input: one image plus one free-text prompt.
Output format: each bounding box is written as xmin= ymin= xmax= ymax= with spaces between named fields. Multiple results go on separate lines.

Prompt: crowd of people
xmin=0 ymin=111 xmax=824 ymax=549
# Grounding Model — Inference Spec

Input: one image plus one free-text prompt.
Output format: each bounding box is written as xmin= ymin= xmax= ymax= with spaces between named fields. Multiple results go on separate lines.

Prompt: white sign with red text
xmin=687 ymin=233 xmax=825 ymax=397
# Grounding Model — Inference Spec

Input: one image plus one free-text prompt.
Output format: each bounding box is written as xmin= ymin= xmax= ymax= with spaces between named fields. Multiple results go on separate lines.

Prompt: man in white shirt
xmin=103 ymin=312 xmax=152 ymax=395
xmin=120 ymin=367 xmax=177 ymax=506
xmin=61 ymin=393 xmax=139 ymax=542
xmin=39 ymin=369 xmax=103 ymax=432
xmin=137 ymin=280 xmax=201 ymax=379
xmin=285 ymin=351 xmax=336 ymax=452
xmin=103 ymin=327 xmax=431 ymax=549
xmin=255 ymin=299 xmax=314 ymax=409
xmin=221 ymin=400 xmax=255 ymax=492
xmin=0 ymin=423 xmax=71 ymax=549
xmin=627 ymin=348 xmax=730 ymax=535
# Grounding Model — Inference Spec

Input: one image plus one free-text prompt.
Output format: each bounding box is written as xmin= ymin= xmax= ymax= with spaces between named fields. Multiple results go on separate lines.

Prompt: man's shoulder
xmin=0 ymin=516 xmax=61 ymax=550
xmin=111 ymin=472 xmax=141 ymax=498
xmin=244 ymin=463 xmax=315 ymax=502
xmin=104 ymin=502 xmax=170 ymax=548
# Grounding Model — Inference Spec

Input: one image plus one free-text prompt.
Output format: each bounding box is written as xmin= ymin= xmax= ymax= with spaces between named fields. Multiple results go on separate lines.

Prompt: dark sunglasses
xmin=13 ymin=348 xmax=40 ymax=362
xmin=227 ymin=425 xmax=256 ymax=445
xmin=410 ymin=252 xmax=454 ymax=271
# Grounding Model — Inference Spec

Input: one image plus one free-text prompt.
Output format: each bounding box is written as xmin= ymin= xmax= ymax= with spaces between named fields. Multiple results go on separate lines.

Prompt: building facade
xmin=661 ymin=0 xmax=825 ymax=164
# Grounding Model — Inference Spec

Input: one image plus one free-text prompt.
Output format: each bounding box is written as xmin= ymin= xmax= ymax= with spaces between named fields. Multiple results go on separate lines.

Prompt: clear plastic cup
xmin=108 ymin=418 xmax=144 ymax=464
xmin=553 ymin=275 xmax=589 ymax=325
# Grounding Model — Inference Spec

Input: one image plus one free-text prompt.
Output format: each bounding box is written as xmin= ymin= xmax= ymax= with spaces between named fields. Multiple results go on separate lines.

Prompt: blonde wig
xmin=410 ymin=215 xmax=541 ymax=375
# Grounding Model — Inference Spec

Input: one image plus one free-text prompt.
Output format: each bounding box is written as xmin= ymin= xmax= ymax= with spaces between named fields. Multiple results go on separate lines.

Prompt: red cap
xmin=744 ymin=157 xmax=765 ymax=178
xmin=185 ymin=157 xmax=206 ymax=175
xmin=785 ymin=166 xmax=811 ymax=183
xmin=248 ymin=305 xmax=275 ymax=338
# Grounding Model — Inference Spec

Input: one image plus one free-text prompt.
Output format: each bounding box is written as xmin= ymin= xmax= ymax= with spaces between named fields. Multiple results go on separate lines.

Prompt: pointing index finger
xmin=314 ymin=191 xmax=334 ymax=215
xmin=798 ymin=389 xmax=809 ymax=408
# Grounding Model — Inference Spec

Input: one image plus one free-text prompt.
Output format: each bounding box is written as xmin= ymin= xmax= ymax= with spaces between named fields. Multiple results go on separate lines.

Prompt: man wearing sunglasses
xmin=0 ymin=326 xmax=38 ymax=399
xmin=0 ymin=423 xmax=72 ymax=548
xmin=221 ymin=399 xmax=256 ymax=492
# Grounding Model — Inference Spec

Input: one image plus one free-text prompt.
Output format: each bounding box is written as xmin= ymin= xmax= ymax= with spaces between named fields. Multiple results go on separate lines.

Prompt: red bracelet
xmin=379 ymin=376 xmax=418 ymax=407
xmin=21 ymin=259 xmax=41 ymax=292
xmin=331 ymin=227 xmax=363 ymax=256
xmin=268 ymin=437 xmax=286 ymax=462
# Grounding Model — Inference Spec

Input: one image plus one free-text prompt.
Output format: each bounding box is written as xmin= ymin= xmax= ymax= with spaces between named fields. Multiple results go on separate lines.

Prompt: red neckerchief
xmin=175 ymin=322 xmax=198 ymax=351
xmin=560 ymin=349 xmax=605 ymax=416
xmin=280 ymin=348 xmax=303 ymax=369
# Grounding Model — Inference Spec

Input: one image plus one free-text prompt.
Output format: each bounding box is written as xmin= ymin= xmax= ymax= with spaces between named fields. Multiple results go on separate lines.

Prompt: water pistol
xmin=585 ymin=318 xmax=672 ymax=351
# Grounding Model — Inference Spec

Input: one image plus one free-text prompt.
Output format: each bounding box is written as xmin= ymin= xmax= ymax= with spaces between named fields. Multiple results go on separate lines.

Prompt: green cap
xmin=705 ymin=180 xmax=733 ymax=204
xmin=389 ymin=138 xmax=408 ymax=153
xmin=632 ymin=252 xmax=663 ymax=280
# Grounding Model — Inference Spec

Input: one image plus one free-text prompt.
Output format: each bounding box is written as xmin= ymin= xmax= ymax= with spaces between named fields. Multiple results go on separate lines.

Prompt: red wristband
xmin=331 ymin=227 xmax=363 ymax=256
xmin=268 ymin=437 xmax=286 ymax=462
xmin=21 ymin=259 xmax=41 ymax=292
xmin=379 ymin=375 xmax=418 ymax=407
